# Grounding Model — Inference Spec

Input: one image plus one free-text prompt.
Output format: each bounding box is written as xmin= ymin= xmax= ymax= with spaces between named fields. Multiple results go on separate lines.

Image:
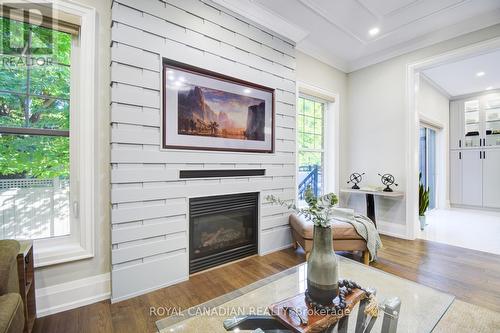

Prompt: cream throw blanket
xmin=331 ymin=207 xmax=382 ymax=261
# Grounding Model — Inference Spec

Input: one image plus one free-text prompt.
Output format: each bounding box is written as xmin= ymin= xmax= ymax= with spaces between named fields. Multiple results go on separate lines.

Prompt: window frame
xmin=9 ymin=2 xmax=98 ymax=268
xmin=297 ymin=93 xmax=326 ymax=199
xmin=0 ymin=21 xmax=72 ymax=245
xmin=296 ymin=82 xmax=339 ymax=206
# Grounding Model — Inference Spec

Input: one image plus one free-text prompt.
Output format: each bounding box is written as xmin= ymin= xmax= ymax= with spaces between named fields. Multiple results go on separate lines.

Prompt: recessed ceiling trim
xmin=369 ymin=0 xmax=471 ymax=43
xmin=300 ymin=0 xmax=473 ymax=46
xmin=298 ymin=0 xmax=368 ymax=45
xmin=209 ymin=0 xmax=309 ymax=44
xmin=354 ymin=0 xmax=381 ymax=20
xmin=349 ymin=8 xmax=500 ymax=72
xmin=380 ymin=0 xmax=424 ymax=18
xmin=210 ymin=0 xmax=500 ymax=73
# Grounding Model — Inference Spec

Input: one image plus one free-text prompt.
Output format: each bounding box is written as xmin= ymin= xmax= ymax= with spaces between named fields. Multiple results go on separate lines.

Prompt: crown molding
xmin=209 ymin=0 xmax=309 ymax=44
xmin=419 ymin=73 xmax=452 ymax=99
xmin=450 ymin=87 xmax=500 ymax=101
xmin=296 ymin=40 xmax=350 ymax=73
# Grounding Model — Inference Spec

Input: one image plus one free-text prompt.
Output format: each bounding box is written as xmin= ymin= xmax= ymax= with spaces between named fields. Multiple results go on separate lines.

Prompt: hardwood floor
xmin=33 ymin=235 xmax=500 ymax=333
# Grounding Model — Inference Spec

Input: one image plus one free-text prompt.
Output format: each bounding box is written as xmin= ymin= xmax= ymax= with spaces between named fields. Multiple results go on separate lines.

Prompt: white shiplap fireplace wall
xmin=110 ymin=0 xmax=297 ymax=301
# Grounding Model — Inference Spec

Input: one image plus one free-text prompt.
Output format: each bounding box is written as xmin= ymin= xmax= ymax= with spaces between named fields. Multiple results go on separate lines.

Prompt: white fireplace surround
xmin=110 ymin=0 xmax=297 ymax=302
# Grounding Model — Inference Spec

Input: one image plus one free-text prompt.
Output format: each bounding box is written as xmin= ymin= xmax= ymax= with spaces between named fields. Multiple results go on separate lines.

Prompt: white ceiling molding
xmin=367 ymin=0 xmax=472 ymax=44
xmin=209 ymin=0 xmax=309 ymax=44
xmin=212 ymin=0 xmax=500 ymax=73
xmin=298 ymin=0 xmax=368 ymax=44
xmin=295 ymin=39 xmax=350 ymax=73
xmin=349 ymin=8 xmax=500 ymax=72
xmin=420 ymin=73 xmax=452 ymax=99
xmin=358 ymin=0 xmax=423 ymax=19
xmin=355 ymin=0 xmax=383 ymax=19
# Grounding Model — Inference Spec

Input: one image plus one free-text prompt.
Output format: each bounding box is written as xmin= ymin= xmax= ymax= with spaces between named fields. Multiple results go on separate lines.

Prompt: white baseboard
xmin=377 ymin=221 xmax=411 ymax=240
xmin=36 ymin=273 xmax=110 ymax=317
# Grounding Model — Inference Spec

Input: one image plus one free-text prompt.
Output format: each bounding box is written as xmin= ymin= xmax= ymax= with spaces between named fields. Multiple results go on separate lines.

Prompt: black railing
xmin=298 ymin=165 xmax=319 ymax=199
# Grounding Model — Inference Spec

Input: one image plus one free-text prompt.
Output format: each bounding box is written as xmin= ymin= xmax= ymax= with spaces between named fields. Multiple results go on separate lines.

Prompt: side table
xmin=17 ymin=241 xmax=36 ymax=333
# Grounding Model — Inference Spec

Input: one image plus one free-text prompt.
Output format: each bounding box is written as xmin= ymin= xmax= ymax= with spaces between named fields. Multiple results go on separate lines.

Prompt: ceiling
xmin=422 ymin=49 xmax=500 ymax=97
xmin=212 ymin=0 xmax=500 ymax=72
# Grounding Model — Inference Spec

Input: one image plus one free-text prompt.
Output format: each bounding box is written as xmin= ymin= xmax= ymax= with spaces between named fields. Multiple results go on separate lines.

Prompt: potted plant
xmin=267 ymin=187 xmax=339 ymax=306
xmin=419 ymin=173 xmax=430 ymax=230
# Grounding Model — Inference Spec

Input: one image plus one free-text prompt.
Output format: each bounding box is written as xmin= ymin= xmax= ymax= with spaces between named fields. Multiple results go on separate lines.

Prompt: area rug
xmin=433 ymin=300 xmax=500 ymax=332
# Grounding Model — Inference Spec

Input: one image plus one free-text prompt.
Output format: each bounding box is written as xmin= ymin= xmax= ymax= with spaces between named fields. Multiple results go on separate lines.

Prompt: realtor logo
xmin=1 ymin=2 xmax=54 ymax=56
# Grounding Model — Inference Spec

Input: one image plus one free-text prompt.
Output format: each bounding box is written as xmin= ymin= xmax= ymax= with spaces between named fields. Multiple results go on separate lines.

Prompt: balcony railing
xmin=298 ymin=165 xmax=319 ymax=200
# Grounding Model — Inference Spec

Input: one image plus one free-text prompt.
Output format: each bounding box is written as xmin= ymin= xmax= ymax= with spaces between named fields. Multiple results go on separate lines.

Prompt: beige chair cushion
xmin=289 ymin=214 xmax=364 ymax=240
xmin=0 ymin=240 xmax=20 ymax=295
xmin=0 ymin=293 xmax=24 ymax=333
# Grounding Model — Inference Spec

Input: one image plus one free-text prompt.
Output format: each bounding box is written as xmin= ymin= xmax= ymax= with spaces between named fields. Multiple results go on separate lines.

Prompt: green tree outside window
xmin=0 ymin=17 xmax=71 ymax=179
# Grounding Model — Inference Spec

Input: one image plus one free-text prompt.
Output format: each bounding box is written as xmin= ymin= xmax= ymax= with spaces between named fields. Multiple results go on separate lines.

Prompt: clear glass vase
xmin=307 ymin=225 xmax=339 ymax=305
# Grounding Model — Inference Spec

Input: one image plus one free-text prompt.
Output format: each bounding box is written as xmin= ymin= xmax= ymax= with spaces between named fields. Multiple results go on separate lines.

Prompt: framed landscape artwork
xmin=162 ymin=59 xmax=275 ymax=153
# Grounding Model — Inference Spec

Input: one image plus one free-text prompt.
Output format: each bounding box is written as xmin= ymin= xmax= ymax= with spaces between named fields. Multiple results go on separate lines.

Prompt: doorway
xmin=408 ymin=41 xmax=500 ymax=255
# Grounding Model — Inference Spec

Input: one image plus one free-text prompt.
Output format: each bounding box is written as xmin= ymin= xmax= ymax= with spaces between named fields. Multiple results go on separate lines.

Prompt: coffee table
xmin=156 ymin=256 xmax=454 ymax=332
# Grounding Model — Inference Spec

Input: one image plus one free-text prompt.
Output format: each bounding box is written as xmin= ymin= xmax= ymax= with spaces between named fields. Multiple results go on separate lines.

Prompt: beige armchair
xmin=289 ymin=214 xmax=370 ymax=265
xmin=0 ymin=240 xmax=24 ymax=333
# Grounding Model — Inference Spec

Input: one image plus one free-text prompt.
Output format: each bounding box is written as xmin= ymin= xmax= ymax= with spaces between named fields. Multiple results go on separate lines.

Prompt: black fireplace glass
xmin=189 ymin=192 xmax=258 ymax=273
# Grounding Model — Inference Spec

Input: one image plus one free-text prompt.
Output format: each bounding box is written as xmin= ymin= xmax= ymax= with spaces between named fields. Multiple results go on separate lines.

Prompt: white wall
xmin=34 ymin=0 xmax=111 ymax=316
xmin=110 ymin=0 xmax=297 ymax=302
xmin=343 ymin=24 xmax=500 ymax=237
xmin=296 ymin=51 xmax=347 ymax=102
xmin=417 ymin=76 xmax=450 ymax=208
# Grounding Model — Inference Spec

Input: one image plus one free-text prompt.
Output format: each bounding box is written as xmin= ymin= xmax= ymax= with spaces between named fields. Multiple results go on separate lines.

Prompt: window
xmin=419 ymin=126 xmax=436 ymax=210
xmin=0 ymin=3 xmax=97 ymax=267
xmin=297 ymin=95 xmax=325 ymax=202
xmin=0 ymin=17 xmax=72 ymax=240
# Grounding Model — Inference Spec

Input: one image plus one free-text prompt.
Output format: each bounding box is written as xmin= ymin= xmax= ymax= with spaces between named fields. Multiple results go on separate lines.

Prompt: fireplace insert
xmin=189 ymin=192 xmax=258 ymax=273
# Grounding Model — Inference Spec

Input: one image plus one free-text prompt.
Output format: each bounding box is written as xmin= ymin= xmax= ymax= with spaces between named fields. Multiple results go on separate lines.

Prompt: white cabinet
xmin=449 ymin=101 xmax=463 ymax=149
xmin=484 ymin=96 xmax=500 ymax=147
xmin=449 ymin=92 xmax=500 ymax=209
xmin=463 ymin=100 xmax=481 ymax=148
xmin=450 ymin=93 xmax=500 ymax=149
xmin=483 ymin=150 xmax=500 ymax=208
xmin=449 ymin=151 xmax=462 ymax=205
xmin=461 ymin=150 xmax=483 ymax=206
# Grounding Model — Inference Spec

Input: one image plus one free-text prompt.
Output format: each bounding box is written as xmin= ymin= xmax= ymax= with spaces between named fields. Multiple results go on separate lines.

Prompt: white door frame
xmin=405 ymin=37 xmax=500 ymax=239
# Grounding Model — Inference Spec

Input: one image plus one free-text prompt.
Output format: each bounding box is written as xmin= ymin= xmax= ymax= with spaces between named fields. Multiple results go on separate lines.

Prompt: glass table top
xmin=157 ymin=256 xmax=454 ymax=332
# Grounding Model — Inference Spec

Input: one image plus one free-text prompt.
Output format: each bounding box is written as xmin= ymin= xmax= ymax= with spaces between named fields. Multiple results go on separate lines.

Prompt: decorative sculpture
xmin=378 ymin=173 xmax=398 ymax=192
xmin=347 ymin=172 xmax=365 ymax=189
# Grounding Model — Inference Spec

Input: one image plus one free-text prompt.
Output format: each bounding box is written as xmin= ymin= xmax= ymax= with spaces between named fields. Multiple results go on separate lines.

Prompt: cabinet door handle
xmin=484 ymin=151 xmax=486 ymax=159
xmin=459 ymin=140 xmax=461 ymax=148
xmin=459 ymin=152 xmax=461 ymax=159
xmin=480 ymin=151 xmax=482 ymax=159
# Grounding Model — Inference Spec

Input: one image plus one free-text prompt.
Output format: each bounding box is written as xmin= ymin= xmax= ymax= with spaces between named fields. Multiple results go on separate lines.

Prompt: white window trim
xmin=295 ymin=82 xmax=339 ymax=203
xmin=33 ymin=2 xmax=97 ymax=267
